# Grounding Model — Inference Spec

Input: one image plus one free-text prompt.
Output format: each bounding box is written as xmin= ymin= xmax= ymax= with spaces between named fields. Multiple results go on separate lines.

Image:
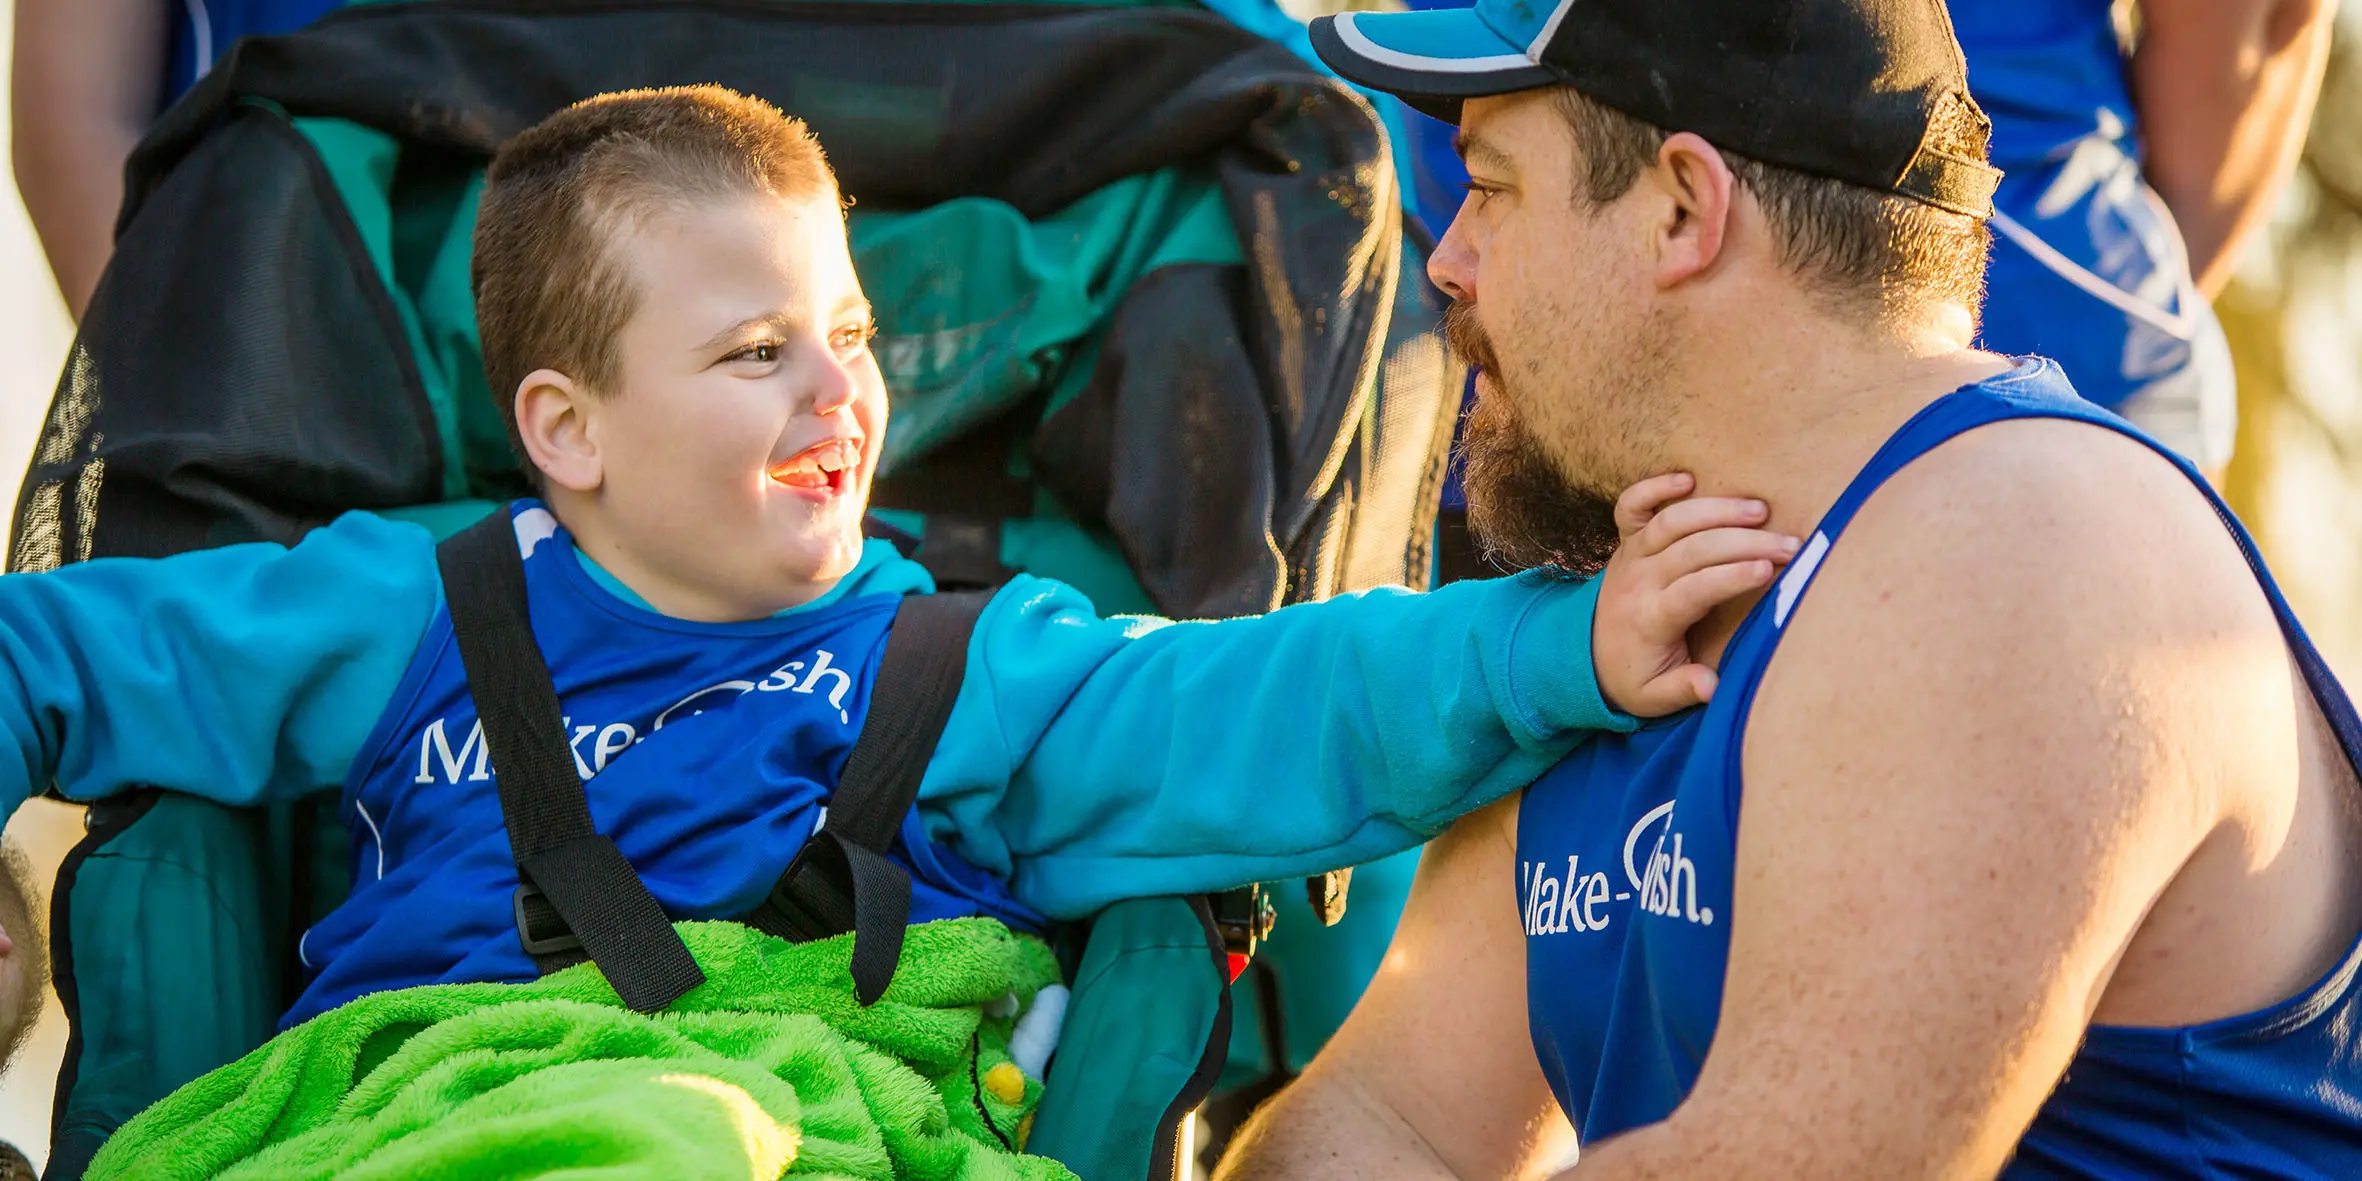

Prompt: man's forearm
xmin=2133 ymin=0 xmax=2338 ymax=296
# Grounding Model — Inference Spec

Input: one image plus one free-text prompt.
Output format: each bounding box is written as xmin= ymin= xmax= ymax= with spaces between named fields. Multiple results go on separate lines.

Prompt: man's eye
xmin=1461 ymin=181 xmax=1499 ymax=203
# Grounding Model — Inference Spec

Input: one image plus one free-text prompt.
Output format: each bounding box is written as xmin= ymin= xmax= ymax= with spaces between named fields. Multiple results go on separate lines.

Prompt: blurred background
xmin=0 ymin=0 xmax=2357 ymax=1172
xmin=2220 ymin=16 xmax=2362 ymax=672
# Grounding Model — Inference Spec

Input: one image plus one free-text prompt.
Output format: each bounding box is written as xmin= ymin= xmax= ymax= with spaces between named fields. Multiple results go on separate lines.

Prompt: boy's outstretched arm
xmin=0 ymin=512 xmax=442 ymax=825
xmin=921 ymin=476 xmax=1796 ymax=918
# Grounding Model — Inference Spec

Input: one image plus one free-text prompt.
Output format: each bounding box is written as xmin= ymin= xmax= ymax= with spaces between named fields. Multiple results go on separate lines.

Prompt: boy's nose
xmin=808 ymin=352 xmax=860 ymax=416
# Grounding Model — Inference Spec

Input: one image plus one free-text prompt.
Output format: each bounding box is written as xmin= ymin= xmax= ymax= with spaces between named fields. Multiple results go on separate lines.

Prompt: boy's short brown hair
xmin=472 ymin=86 xmax=839 ymax=475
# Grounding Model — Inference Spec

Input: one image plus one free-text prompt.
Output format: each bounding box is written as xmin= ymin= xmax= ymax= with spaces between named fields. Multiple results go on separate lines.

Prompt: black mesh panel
xmin=11 ymin=105 xmax=439 ymax=570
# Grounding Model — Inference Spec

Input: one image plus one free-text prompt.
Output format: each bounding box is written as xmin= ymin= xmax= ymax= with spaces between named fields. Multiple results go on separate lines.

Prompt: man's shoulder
xmin=1833 ymin=413 xmax=2241 ymax=629
xmin=1764 ymin=410 xmax=2284 ymax=745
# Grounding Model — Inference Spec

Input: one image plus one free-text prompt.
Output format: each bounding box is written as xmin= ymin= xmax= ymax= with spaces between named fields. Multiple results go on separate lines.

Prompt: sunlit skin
xmin=512 ymin=191 xmax=884 ymax=623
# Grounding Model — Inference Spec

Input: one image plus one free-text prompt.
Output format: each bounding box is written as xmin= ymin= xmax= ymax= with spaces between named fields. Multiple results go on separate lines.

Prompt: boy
xmin=0 ymin=87 xmax=1795 ymax=1034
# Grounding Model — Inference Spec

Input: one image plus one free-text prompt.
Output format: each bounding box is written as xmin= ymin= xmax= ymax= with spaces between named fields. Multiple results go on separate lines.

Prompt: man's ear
xmin=514 ymin=369 xmax=603 ymax=494
xmin=1648 ymin=132 xmax=1737 ymax=290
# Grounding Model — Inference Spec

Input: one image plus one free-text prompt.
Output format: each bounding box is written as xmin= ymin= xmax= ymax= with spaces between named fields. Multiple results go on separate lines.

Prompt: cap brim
xmin=1310 ymin=10 xmax=1560 ymax=124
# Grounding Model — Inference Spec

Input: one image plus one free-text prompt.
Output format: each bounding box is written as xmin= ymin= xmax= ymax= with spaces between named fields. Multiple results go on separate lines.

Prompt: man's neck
xmin=1655 ymin=312 xmax=2011 ymax=662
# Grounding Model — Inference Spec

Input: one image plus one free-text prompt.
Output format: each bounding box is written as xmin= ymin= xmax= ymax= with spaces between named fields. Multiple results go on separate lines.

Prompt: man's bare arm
xmin=2134 ymin=0 xmax=2339 ymax=296
xmin=1560 ymin=421 xmax=2299 ymax=1178
xmin=1217 ymin=797 xmax=1573 ymax=1181
xmin=11 ymin=0 xmax=171 ymax=319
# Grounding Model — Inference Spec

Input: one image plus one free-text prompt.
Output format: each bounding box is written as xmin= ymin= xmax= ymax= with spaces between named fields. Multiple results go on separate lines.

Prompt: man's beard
xmin=1445 ymin=301 xmax=1622 ymax=577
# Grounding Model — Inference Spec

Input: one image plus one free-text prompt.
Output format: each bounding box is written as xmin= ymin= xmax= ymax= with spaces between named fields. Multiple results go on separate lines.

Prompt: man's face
xmin=1430 ymin=91 xmax=1677 ymax=574
xmin=589 ymin=191 xmax=886 ymax=602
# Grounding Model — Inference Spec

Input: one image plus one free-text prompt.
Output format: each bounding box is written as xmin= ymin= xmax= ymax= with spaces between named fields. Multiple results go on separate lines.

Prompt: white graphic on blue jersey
xmin=1524 ymin=853 xmax=1618 ymax=935
xmin=1525 ymin=798 xmax=1714 ymax=936
xmin=410 ymin=647 xmax=858 ymax=786
xmin=1634 ymin=827 xmax=1714 ymax=927
xmin=513 ymin=506 xmax=560 ymax=559
xmin=1774 ymin=531 xmax=1831 ymax=628
xmin=354 ymin=798 xmax=387 ymax=881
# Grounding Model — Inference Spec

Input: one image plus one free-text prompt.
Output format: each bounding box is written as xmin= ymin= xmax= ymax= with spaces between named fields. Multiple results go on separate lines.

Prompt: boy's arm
xmin=0 ymin=512 xmax=444 ymax=825
xmin=919 ymin=480 xmax=1790 ymax=919
xmin=920 ymin=569 xmax=1621 ymax=919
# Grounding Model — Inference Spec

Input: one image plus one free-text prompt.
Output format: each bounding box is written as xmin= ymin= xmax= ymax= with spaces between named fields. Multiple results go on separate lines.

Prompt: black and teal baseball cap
xmin=1309 ymin=0 xmax=2002 ymax=218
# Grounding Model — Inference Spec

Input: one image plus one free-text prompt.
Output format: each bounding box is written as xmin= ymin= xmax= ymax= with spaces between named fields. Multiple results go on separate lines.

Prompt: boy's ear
xmin=514 ymin=369 xmax=603 ymax=494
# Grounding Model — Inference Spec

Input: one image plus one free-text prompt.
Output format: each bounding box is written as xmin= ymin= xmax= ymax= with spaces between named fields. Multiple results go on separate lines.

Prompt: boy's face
xmin=582 ymin=190 xmax=884 ymax=610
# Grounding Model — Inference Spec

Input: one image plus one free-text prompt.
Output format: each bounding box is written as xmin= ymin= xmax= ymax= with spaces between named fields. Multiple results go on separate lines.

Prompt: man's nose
xmin=1428 ymin=213 xmax=1477 ymax=302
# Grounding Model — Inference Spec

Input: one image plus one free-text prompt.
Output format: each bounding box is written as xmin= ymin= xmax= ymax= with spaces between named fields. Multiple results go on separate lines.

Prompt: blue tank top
xmin=1518 ymin=360 xmax=2362 ymax=1176
xmin=288 ymin=502 xmax=1039 ymax=1027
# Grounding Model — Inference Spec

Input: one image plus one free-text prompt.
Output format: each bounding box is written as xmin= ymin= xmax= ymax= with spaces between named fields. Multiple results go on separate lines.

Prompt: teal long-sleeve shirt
xmin=0 ymin=510 xmax=1628 ymax=918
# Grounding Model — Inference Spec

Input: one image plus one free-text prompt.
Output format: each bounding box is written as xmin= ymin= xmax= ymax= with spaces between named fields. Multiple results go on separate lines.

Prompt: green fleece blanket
xmin=88 ymin=920 xmax=1075 ymax=1181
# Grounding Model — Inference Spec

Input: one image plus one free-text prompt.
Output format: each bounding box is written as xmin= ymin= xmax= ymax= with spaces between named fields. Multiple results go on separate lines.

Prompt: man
xmin=1218 ymin=1 xmax=2362 ymax=1177
xmin=1959 ymin=0 xmax=2337 ymax=474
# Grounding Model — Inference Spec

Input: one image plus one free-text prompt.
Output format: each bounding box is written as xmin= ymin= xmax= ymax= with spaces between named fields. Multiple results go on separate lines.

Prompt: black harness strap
xmin=436 ymin=512 xmax=705 ymax=1013
xmin=743 ymin=590 xmax=990 ymax=1005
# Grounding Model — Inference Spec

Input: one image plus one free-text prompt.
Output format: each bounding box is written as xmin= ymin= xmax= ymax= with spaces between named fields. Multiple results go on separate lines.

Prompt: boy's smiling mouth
xmin=767 ymin=437 xmax=862 ymax=500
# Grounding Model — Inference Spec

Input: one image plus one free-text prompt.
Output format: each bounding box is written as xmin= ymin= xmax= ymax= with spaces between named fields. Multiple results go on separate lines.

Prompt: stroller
xmin=9 ymin=3 xmax=1461 ymax=1176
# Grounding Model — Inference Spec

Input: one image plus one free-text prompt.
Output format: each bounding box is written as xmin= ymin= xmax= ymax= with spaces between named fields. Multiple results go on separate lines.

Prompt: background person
xmin=1961 ymin=0 xmax=2339 ymax=475
xmin=10 ymin=0 xmax=339 ymax=319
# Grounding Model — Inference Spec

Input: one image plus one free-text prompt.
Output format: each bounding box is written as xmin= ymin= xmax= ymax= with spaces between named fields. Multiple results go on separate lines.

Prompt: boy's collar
xmin=568 ymin=534 xmax=900 ymax=619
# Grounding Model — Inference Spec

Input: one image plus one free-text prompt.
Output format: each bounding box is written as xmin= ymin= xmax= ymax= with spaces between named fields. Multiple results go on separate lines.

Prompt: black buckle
xmin=1211 ymin=883 xmax=1277 ymax=960
xmin=513 ymin=881 xmax=583 ymax=957
xmin=754 ymin=838 xmax=851 ymax=944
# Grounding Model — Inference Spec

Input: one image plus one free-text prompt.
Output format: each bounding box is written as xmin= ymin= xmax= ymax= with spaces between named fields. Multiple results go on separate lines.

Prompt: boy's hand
xmin=1593 ymin=473 xmax=1801 ymax=716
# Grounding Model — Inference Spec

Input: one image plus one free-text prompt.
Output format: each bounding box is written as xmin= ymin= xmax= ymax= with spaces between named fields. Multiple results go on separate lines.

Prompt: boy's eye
xmin=730 ymin=342 xmax=779 ymax=364
xmin=832 ymin=322 xmax=878 ymax=351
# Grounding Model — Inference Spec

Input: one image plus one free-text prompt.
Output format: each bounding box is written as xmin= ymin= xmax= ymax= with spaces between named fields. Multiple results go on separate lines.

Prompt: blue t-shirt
xmin=1516 ymin=361 xmax=2362 ymax=1176
xmin=289 ymin=502 xmax=1038 ymax=1025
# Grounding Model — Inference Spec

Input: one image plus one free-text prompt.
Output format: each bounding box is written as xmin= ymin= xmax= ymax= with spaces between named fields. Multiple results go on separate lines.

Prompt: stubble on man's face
xmin=1439 ymin=95 xmax=1686 ymax=578
xmin=1446 ymin=300 xmax=1622 ymax=577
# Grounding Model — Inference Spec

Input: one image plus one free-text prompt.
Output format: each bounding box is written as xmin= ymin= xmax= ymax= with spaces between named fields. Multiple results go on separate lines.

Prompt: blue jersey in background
xmin=1950 ymin=0 xmax=2235 ymax=466
xmin=164 ymin=0 xmax=342 ymax=103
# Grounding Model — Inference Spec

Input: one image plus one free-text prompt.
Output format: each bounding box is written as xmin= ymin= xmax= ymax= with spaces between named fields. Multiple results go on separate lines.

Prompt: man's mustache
xmin=1444 ymin=300 xmax=1500 ymax=377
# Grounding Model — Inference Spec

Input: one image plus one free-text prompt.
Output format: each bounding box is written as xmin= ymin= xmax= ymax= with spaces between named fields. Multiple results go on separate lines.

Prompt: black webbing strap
xmin=912 ymin=516 xmax=1014 ymax=592
xmin=436 ymin=512 xmax=705 ymax=1013
xmin=742 ymin=590 xmax=990 ymax=1005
